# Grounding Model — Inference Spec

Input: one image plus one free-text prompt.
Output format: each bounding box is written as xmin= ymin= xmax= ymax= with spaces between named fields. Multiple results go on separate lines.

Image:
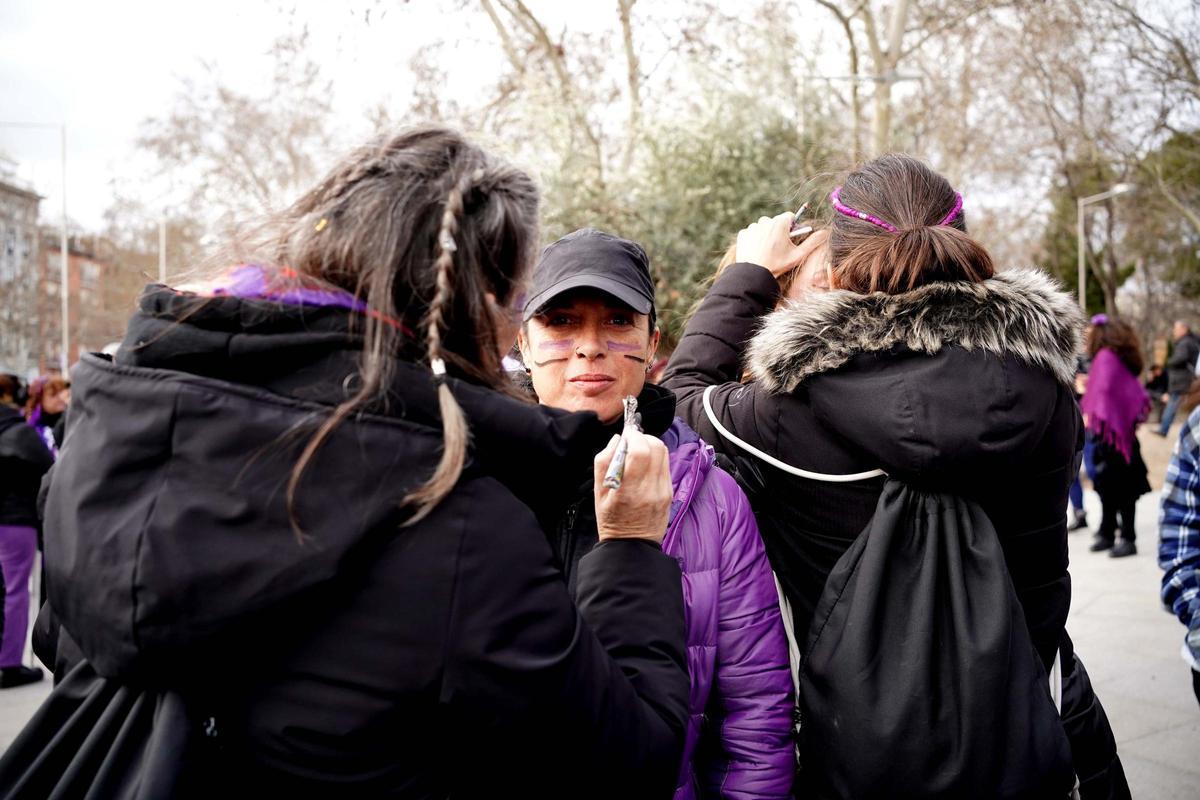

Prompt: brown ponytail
xmin=834 ymin=225 xmax=994 ymax=294
xmin=829 ymin=154 xmax=994 ymax=295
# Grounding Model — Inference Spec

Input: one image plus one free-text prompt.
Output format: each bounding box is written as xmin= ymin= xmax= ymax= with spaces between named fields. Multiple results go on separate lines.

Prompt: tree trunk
xmin=869 ymin=0 xmax=910 ymax=155
xmin=871 ymin=79 xmax=892 ymax=155
xmin=617 ymin=0 xmax=640 ymax=174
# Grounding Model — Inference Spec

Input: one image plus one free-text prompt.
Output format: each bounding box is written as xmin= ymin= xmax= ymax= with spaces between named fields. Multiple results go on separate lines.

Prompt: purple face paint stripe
xmin=538 ymin=339 xmax=575 ymax=350
xmin=605 ymin=341 xmax=641 ymax=353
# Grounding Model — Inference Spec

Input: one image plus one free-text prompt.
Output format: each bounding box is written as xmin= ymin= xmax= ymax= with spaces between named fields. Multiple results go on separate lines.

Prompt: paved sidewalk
xmin=0 ymin=561 xmax=49 ymax=753
xmin=2 ymin=486 xmax=1198 ymax=795
xmin=1067 ymin=488 xmax=1199 ymax=798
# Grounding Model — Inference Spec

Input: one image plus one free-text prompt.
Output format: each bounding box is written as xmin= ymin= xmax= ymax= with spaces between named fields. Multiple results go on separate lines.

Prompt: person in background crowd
xmin=1159 ymin=405 xmax=1200 ymax=708
xmin=1082 ymin=316 xmax=1151 ymax=559
xmin=23 ymin=376 xmax=69 ymax=456
xmin=1156 ymin=320 xmax=1199 ymax=436
xmin=664 ymin=154 xmax=1128 ymax=797
xmin=9 ymin=126 xmax=689 ymax=798
xmin=1145 ymin=364 xmax=1168 ymax=424
xmin=518 ymin=228 xmax=794 ymax=800
xmin=0 ymin=374 xmax=53 ymax=689
xmin=1070 ymin=351 xmax=1092 ymax=531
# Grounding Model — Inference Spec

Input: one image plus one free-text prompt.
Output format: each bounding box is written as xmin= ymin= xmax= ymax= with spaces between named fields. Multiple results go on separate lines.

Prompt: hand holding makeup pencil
xmin=593 ymin=420 xmax=672 ymax=546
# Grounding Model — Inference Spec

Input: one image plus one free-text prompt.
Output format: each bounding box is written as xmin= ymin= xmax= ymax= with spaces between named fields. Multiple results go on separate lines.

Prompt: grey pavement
xmin=2 ymin=487 xmax=1198 ymax=796
xmin=1067 ymin=488 xmax=1199 ymax=798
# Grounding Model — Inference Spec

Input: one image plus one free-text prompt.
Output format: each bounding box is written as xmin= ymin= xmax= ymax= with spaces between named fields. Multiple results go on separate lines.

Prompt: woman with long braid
xmin=4 ymin=127 xmax=688 ymax=798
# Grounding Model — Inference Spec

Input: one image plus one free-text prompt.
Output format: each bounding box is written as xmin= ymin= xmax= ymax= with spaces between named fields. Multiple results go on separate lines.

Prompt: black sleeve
xmin=1168 ymin=339 xmax=1196 ymax=369
xmin=442 ymin=483 xmax=688 ymax=797
xmin=0 ymin=422 xmax=54 ymax=475
xmin=661 ymin=262 xmax=782 ymax=460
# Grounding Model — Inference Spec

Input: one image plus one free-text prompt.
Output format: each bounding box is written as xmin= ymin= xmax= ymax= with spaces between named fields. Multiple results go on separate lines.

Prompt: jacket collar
xmin=747 ymin=268 xmax=1083 ymax=393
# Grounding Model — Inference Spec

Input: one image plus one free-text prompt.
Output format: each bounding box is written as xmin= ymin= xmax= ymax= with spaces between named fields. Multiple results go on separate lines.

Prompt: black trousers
xmin=1095 ymin=493 xmax=1136 ymax=543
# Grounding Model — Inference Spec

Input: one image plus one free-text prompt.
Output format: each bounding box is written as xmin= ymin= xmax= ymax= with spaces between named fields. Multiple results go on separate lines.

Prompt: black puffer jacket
xmin=664 ymin=263 xmax=1129 ymax=799
xmin=29 ymin=288 xmax=689 ymax=799
xmin=0 ymin=404 xmax=53 ymax=527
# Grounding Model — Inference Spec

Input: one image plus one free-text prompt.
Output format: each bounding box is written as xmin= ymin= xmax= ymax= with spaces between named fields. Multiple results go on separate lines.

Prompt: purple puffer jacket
xmin=660 ymin=418 xmax=794 ymax=800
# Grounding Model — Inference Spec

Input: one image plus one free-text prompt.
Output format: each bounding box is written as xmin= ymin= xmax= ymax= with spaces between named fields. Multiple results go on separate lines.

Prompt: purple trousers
xmin=0 ymin=525 xmax=37 ymax=667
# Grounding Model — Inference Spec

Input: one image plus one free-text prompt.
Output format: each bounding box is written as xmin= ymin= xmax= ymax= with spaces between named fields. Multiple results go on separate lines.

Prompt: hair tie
xmin=830 ymin=186 xmax=899 ymax=233
xmin=430 ymin=356 xmax=448 ymax=385
xmin=938 ymin=193 xmax=964 ymax=226
xmin=1090 ymin=313 xmax=1109 ymax=326
xmin=830 ymin=186 xmax=966 ymax=233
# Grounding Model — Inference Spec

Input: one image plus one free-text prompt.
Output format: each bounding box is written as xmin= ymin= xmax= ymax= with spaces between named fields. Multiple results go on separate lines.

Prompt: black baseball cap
xmin=522 ymin=228 xmax=656 ymax=322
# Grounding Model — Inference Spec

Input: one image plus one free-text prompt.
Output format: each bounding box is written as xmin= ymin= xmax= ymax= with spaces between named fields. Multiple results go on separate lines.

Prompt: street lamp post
xmin=1077 ymin=183 xmax=1136 ymax=309
xmin=159 ymin=214 xmax=167 ymax=284
xmin=1 ymin=121 xmax=69 ymax=372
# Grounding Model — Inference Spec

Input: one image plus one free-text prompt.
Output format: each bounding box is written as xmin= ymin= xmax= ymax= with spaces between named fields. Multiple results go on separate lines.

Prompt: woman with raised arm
xmin=664 ymin=155 xmax=1128 ymax=798
xmin=2 ymin=127 xmax=687 ymax=799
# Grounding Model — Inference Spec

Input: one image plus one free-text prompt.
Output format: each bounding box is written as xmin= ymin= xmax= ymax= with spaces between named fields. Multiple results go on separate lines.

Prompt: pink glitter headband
xmin=830 ymin=186 xmax=964 ymax=233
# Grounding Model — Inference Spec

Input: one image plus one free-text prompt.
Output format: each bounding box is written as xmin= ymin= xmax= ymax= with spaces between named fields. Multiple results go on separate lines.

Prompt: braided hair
xmin=261 ymin=127 xmax=539 ymax=530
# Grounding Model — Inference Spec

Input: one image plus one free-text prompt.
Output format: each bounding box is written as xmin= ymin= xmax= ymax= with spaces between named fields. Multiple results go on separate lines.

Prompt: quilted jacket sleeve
xmin=701 ymin=468 xmax=794 ymax=799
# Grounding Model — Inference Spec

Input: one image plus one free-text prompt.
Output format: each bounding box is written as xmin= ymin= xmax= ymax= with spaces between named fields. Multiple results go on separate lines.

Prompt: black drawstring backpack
xmin=0 ymin=659 xmax=204 ymax=799
xmin=798 ymin=479 xmax=1075 ymax=799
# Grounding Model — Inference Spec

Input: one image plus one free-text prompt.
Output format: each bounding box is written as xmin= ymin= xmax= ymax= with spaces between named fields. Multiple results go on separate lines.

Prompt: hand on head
xmin=736 ymin=212 xmax=829 ymax=280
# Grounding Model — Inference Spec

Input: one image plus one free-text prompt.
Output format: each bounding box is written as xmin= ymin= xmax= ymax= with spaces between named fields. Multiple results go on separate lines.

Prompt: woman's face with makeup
xmin=519 ymin=290 xmax=659 ymax=423
xmin=782 ymin=233 xmax=831 ymax=304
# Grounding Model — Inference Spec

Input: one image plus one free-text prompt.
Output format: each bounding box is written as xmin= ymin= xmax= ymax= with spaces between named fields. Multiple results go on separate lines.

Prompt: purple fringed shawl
xmin=1080 ymin=347 xmax=1150 ymax=463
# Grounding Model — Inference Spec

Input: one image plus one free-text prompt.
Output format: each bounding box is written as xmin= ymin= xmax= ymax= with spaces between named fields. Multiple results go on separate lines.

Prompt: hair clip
xmin=314 ymin=218 xmax=328 ymax=232
xmin=430 ymin=357 xmax=448 ymax=385
xmin=1090 ymin=313 xmax=1109 ymax=326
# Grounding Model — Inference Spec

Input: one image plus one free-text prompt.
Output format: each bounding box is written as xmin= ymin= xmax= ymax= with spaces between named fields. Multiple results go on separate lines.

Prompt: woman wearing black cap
xmin=518 ymin=228 xmax=794 ymax=800
xmin=3 ymin=128 xmax=688 ymax=799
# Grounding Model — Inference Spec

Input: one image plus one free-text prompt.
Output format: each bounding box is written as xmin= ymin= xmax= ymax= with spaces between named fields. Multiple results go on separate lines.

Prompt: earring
xmin=524 ymin=367 xmax=531 ymax=374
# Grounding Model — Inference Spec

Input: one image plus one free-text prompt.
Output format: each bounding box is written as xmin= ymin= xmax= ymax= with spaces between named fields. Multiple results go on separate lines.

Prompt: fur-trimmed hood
xmin=748 ymin=268 xmax=1083 ymax=394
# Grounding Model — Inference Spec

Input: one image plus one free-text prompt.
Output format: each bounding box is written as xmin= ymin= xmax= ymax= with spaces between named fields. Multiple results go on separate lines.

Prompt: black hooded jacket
xmin=0 ymin=403 xmax=53 ymax=527
xmin=31 ymin=287 xmax=688 ymax=798
xmin=664 ymin=263 xmax=1129 ymax=799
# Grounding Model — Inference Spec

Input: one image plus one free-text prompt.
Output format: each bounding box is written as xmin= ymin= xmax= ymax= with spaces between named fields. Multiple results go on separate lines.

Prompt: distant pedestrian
xmin=1159 ymin=405 xmax=1200 ymax=708
xmin=0 ymin=374 xmax=53 ymax=689
xmin=1156 ymin=320 xmax=1199 ymax=436
xmin=1070 ymin=351 xmax=1091 ymax=531
xmin=1082 ymin=315 xmax=1151 ymax=558
xmin=23 ymin=376 xmax=69 ymax=456
xmin=1145 ymin=364 xmax=1168 ymax=423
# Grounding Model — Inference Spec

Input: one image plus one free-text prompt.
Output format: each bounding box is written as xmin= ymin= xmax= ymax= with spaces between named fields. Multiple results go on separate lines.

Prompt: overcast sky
xmin=0 ymin=0 xmax=574 ymax=229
